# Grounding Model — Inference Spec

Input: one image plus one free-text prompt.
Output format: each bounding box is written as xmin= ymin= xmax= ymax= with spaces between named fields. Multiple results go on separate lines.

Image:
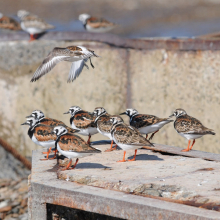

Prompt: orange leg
xmin=181 ymin=140 xmax=191 ymax=152
xmin=29 ymin=34 xmax=36 ymax=42
xmin=42 ymin=147 xmax=52 ymax=154
xmin=117 ymin=151 xmax=126 ymax=162
xmin=70 ymin=158 xmax=79 ymax=169
xmin=189 ymin=139 xmax=195 ymax=150
xmin=40 ymin=148 xmax=51 ymax=160
xmin=146 ymin=134 xmax=148 ymax=139
xmin=105 ymin=140 xmax=117 ymax=152
xmin=49 ymin=149 xmax=58 ymax=160
xmin=149 ymin=130 xmax=159 ymax=141
xmin=128 ymin=149 xmax=137 ymax=162
xmin=61 ymin=159 xmax=72 ymax=171
xmin=87 ymin=134 xmax=91 ymax=144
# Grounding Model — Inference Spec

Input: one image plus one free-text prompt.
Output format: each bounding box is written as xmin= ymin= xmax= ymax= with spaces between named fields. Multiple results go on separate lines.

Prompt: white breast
xmin=112 ymin=134 xmax=140 ymax=151
xmin=57 ymin=143 xmax=94 ymax=159
xmin=71 ymin=121 xmax=98 ymax=136
xmin=86 ymin=24 xmax=114 ymax=33
xmin=32 ymin=135 xmax=55 ymax=148
xmin=138 ymin=121 xmax=170 ymax=134
xmin=97 ymin=127 xmax=112 ymax=140
xmin=21 ymin=22 xmax=44 ymax=35
xmin=178 ymin=133 xmax=203 ymax=140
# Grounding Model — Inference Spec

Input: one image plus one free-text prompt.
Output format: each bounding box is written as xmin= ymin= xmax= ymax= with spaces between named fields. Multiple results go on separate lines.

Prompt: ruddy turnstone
xmin=64 ymin=106 xmax=98 ymax=144
xmin=27 ymin=109 xmax=79 ymax=134
xmin=30 ymin=46 xmax=99 ymax=83
xmin=110 ymin=116 xmax=154 ymax=162
xmin=120 ymin=108 xmax=173 ymax=140
xmin=21 ymin=117 xmax=57 ymax=160
xmin=170 ymin=108 xmax=215 ymax=152
xmin=53 ymin=126 xmax=101 ymax=171
xmin=79 ymin=14 xmax=116 ymax=33
xmin=93 ymin=107 xmax=123 ymax=152
xmin=17 ymin=10 xmax=54 ymax=41
xmin=0 ymin=13 xmax=21 ymax=31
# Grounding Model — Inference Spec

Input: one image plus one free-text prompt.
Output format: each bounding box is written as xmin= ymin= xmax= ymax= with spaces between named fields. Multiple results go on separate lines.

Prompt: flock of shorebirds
xmin=1 ymin=10 xmax=215 ymax=170
xmin=22 ymin=107 xmax=215 ymax=171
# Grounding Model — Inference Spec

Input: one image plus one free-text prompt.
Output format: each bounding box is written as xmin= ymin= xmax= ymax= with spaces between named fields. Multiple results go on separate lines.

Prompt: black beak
xmin=26 ymin=115 xmax=32 ymax=118
xmin=63 ymin=111 xmax=70 ymax=114
xmin=21 ymin=122 xmax=28 ymax=125
xmin=169 ymin=113 xmax=174 ymax=117
xmin=119 ymin=112 xmax=126 ymax=115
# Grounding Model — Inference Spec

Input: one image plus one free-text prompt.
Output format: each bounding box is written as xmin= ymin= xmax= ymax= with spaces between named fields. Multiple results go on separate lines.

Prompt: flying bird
xmin=30 ymin=46 xmax=99 ymax=83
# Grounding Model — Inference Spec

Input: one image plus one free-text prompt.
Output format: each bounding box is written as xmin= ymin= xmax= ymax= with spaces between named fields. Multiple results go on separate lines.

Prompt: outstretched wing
xmin=30 ymin=48 xmax=69 ymax=82
xmin=67 ymin=59 xmax=88 ymax=83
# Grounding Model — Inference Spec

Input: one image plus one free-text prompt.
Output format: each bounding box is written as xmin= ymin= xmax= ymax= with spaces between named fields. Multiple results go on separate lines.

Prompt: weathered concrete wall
xmin=0 ymin=39 xmax=219 ymax=156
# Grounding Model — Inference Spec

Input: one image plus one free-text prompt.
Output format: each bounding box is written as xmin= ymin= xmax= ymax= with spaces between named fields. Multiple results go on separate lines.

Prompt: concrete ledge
xmin=29 ymin=146 xmax=220 ymax=220
xmin=1 ymin=32 xmax=220 ymax=50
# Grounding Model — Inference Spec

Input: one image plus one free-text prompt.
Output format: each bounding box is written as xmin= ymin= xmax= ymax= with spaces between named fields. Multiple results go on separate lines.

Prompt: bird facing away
xmin=79 ymin=13 xmax=116 ymax=33
xmin=110 ymin=116 xmax=154 ymax=162
xmin=64 ymin=106 xmax=98 ymax=144
xmin=93 ymin=107 xmax=123 ymax=152
xmin=30 ymin=46 xmax=99 ymax=83
xmin=17 ymin=10 xmax=54 ymax=41
xmin=21 ymin=117 xmax=57 ymax=160
xmin=27 ymin=109 xmax=79 ymax=135
xmin=53 ymin=126 xmax=101 ymax=171
xmin=0 ymin=13 xmax=21 ymax=31
xmin=170 ymin=108 xmax=215 ymax=152
xmin=120 ymin=108 xmax=173 ymax=140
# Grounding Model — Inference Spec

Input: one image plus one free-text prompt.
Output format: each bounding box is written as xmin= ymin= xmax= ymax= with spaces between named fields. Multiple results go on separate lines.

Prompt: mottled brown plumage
xmin=130 ymin=114 xmax=171 ymax=129
xmin=87 ymin=17 xmax=115 ymax=28
xmin=33 ymin=124 xmax=57 ymax=142
xmin=170 ymin=108 xmax=215 ymax=152
xmin=112 ymin=123 xmax=153 ymax=146
xmin=58 ymin=133 xmax=99 ymax=153
xmin=72 ymin=111 xmax=96 ymax=129
xmin=173 ymin=109 xmax=214 ymax=135
xmin=0 ymin=15 xmax=21 ymax=30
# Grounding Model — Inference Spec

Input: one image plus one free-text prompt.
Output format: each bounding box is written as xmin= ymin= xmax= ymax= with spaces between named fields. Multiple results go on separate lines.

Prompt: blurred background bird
xmin=17 ymin=10 xmax=54 ymax=41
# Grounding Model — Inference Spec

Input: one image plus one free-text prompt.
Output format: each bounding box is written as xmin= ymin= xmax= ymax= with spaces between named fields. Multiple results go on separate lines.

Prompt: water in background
xmin=1 ymin=0 xmax=220 ymax=38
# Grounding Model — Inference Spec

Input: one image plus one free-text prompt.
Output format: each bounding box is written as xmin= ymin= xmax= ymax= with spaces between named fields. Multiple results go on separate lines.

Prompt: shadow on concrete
xmin=128 ymin=154 xmax=164 ymax=161
xmin=76 ymin=162 xmax=111 ymax=169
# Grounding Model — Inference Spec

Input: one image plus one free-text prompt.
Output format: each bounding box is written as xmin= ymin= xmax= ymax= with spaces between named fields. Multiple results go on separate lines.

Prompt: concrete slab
xmin=29 ymin=145 xmax=220 ymax=219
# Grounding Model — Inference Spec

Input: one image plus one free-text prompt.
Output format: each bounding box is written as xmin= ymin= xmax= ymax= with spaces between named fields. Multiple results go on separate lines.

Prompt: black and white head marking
xmin=53 ymin=126 xmax=68 ymax=137
xmin=172 ymin=108 xmax=187 ymax=118
xmin=31 ymin=110 xmax=45 ymax=120
xmin=67 ymin=106 xmax=82 ymax=116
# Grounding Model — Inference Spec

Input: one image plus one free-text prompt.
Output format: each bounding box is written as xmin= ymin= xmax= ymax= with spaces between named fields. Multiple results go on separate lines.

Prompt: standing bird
xmin=64 ymin=106 xmax=98 ymax=144
xmin=21 ymin=117 xmax=57 ymax=160
xmin=27 ymin=109 xmax=79 ymax=134
xmin=53 ymin=126 xmax=101 ymax=171
xmin=93 ymin=107 xmax=123 ymax=152
xmin=17 ymin=10 xmax=54 ymax=41
xmin=79 ymin=14 xmax=117 ymax=33
xmin=110 ymin=116 xmax=154 ymax=162
xmin=120 ymin=108 xmax=173 ymax=140
xmin=170 ymin=108 xmax=215 ymax=152
xmin=0 ymin=13 xmax=21 ymax=31
xmin=30 ymin=46 xmax=99 ymax=83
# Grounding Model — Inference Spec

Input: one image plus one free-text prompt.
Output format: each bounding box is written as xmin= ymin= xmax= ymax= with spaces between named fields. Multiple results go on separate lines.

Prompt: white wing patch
xmin=67 ymin=59 xmax=88 ymax=83
xmin=31 ymin=55 xmax=68 ymax=82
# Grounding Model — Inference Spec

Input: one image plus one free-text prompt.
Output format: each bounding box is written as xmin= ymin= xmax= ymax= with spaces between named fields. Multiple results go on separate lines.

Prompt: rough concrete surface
xmin=29 ymin=148 xmax=220 ymax=220
xmin=56 ymin=145 xmax=220 ymax=206
xmin=0 ymin=39 xmax=219 ymax=157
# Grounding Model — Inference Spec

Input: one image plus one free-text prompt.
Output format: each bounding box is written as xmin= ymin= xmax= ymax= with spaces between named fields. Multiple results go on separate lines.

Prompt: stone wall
xmin=0 ymin=39 xmax=219 ymax=156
